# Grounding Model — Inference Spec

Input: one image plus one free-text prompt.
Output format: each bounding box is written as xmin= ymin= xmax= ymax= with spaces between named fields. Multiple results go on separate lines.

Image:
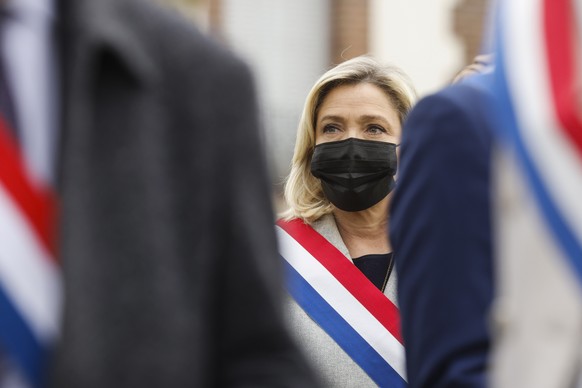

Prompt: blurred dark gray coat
xmin=51 ymin=0 xmax=316 ymax=386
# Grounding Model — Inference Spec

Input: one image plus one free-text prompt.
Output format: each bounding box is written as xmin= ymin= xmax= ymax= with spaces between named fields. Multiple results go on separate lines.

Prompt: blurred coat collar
xmin=59 ymin=0 xmax=157 ymax=85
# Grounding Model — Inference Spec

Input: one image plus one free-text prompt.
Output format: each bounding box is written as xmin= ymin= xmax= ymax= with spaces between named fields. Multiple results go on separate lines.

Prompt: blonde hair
xmin=281 ymin=55 xmax=417 ymax=224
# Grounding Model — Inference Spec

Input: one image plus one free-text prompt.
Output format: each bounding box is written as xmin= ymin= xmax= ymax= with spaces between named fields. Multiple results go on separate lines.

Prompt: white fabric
xmin=0 ymin=184 xmax=62 ymax=343
xmin=2 ymin=0 xmax=58 ymax=186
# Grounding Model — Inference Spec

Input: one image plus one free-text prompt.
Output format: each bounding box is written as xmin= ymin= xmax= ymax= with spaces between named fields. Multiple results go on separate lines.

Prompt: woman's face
xmin=314 ymin=83 xmax=402 ymax=145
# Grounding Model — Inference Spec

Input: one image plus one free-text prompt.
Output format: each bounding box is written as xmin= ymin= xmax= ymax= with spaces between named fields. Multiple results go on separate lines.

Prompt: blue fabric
xmin=283 ymin=258 xmax=405 ymax=387
xmin=0 ymin=282 xmax=46 ymax=388
xmin=390 ymin=78 xmax=495 ymax=388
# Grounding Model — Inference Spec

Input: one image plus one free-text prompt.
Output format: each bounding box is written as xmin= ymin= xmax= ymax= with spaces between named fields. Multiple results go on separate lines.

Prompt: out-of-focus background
xmin=160 ymin=0 xmax=491 ymax=210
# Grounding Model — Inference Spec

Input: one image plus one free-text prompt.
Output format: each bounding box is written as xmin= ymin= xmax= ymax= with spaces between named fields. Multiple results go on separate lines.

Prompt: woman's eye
xmin=322 ymin=124 xmax=340 ymax=133
xmin=367 ymin=125 xmax=387 ymax=134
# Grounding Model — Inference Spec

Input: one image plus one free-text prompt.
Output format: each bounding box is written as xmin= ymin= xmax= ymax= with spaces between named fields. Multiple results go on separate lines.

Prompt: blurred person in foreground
xmin=276 ymin=55 xmax=416 ymax=387
xmin=389 ymin=54 xmax=495 ymax=388
xmin=489 ymin=0 xmax=582 ymax=386
xmin=0 ymin=0 xmax=318 ymax=386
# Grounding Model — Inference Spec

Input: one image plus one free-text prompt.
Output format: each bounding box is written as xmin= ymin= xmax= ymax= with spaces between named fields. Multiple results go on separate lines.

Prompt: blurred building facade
xmin=161 ymin=0 xmax=490 ymax=195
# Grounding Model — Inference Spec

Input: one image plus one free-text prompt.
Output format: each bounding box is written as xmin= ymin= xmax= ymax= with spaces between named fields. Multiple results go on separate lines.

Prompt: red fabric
xmin=544 ymin=0 xmax=582 ymax=154
xmin=0 ymin=117 xmax=57 ymax=259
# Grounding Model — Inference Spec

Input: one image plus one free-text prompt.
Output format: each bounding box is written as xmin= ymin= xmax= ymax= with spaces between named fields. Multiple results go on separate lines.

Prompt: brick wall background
xmin=330 ymin=0 xmax=369 ymax=64
xmin=161 ymin=0 xmax=490 ymax=72
xmin=452 ymin=0 xmax=490 ymax=68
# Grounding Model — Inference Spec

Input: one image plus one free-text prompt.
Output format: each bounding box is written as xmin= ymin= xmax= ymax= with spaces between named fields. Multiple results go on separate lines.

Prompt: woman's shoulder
xmin=276 ymin=214 xmax=350 ymax=259
xmin=312 ymin=215 xmax=352 ymax=260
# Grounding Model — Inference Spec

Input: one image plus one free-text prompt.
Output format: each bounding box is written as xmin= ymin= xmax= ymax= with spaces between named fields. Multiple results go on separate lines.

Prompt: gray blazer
xmin=52 ymin=0 xmax=317 ymax=386
xmin=491 ymin=149 xmax=582 ymax=388
xmin=285 ymin=214 xmax=398 ymax=388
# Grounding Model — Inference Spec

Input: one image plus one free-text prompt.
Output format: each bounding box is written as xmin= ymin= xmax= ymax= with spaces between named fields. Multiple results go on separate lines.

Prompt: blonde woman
xmin=276 ymin=55 xmax=416 ymax=387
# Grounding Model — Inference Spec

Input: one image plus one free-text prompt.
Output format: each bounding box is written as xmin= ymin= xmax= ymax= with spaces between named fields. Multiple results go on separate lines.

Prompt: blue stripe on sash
xmin=493 ymin=25 xmax=582 ymax=283
xmin=0 ymin=282 xmax=46 ymax=388
xmin=283 ymin=257 xmax=405 ymax=387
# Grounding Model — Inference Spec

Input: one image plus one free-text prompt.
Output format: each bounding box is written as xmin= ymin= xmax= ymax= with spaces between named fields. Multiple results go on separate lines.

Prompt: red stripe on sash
xmin=0 ymin=118 xmax=57 ymax=259
xmin=277 ymin=218 xmax=403 ymax=344
xmin=544 ymin=0 xmax=582 ymax=154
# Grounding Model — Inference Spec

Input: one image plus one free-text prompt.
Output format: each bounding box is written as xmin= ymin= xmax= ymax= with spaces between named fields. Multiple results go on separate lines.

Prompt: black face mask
xmin=310 ymin=138 xmax=398 ymax=212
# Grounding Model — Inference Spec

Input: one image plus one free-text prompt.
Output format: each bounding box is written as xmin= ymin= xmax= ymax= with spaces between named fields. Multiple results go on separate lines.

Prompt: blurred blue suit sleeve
xmin=390 ymin=82 xmax=494 ymax=388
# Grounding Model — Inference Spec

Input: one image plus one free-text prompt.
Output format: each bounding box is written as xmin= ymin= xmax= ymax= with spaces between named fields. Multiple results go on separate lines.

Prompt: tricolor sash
xmin=0 ymin=116 xmax=61 ymax=387
xmin=487 ymin=1 xmax=582 ymax=385
xmin=276 ymin=218 xmax=406 ymax=387
xmin=493 ymin=0 xmax=582 ymax=283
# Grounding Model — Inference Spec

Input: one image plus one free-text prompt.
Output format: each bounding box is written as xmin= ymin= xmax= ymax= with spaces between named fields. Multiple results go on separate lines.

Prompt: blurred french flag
xmin=491 ymin=0 xmax=582 ymax=385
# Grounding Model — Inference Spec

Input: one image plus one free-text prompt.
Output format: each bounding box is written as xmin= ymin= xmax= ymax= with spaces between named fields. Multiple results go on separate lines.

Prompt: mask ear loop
xmin=394 ymin=144 xmax=401 ymax=182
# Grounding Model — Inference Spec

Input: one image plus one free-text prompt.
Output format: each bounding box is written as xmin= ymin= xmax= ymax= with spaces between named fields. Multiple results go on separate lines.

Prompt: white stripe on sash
xmin=0 ymin=184 xmax=61 ymax=342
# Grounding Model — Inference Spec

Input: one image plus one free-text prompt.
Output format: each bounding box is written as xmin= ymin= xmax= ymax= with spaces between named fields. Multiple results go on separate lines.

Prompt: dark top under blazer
xmin=390 ymin=77 xmax=495 ymax=388
xmin=51 ymin=0 xmax=317 ymax=387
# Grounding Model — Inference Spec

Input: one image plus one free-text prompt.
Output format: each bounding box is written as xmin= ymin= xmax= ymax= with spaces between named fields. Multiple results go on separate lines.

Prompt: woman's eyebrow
xmin=357 ymin=114 xmax=390 ymax=125
xmin=318 ymin=115 xmax=345 ymax=123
